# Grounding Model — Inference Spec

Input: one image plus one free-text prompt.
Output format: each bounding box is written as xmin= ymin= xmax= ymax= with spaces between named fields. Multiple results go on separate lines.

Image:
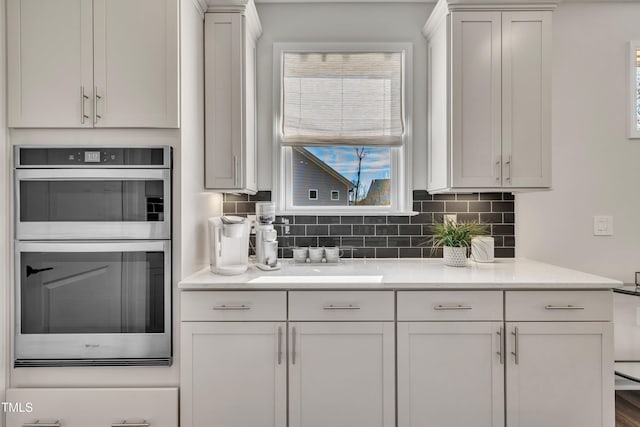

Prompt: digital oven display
xmin=84 ymin=151 xmax=101 ymax=163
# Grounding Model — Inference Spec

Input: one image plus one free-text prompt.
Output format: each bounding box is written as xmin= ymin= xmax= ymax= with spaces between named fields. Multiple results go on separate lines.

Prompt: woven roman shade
xmin=281 ymin=51 xmax=404 ymax=146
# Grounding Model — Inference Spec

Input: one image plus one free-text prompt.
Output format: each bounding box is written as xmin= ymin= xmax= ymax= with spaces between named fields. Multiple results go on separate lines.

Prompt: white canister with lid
xmin=471 ymin=237 xmax=494 ymax=262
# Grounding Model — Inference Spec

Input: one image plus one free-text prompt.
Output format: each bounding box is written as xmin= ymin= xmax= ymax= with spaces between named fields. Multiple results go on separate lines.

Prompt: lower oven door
xmin=15 ymin=240 xmax=171 ymax=367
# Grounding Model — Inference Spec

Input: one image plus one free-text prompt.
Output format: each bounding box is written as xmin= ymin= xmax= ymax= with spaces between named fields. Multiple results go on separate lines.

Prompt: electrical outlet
xmin=593 ymin=215 xmax=613 ymax=236
xmin=444 ymin=214 xmax=457 ymax=224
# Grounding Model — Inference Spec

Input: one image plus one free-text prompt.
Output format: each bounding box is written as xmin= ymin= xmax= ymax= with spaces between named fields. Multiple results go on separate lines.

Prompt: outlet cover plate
xmin=593 ymin=215 xmax=613 ymax=236
xmin=444 ymin=214 xmax=457 ymax=224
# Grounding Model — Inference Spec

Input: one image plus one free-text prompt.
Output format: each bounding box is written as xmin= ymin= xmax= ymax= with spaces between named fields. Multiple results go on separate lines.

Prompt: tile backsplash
xmin=222 ymin=190 xmax=515 ymax=259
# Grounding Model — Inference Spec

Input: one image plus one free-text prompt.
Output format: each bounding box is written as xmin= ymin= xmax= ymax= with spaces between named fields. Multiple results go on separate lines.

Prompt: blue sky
xmin=305 ymin=146 xmax=391 ymax=196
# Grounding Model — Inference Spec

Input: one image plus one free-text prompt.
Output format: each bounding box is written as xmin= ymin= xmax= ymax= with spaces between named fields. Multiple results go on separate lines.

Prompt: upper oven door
xmin=15 ymin=168 xmax=171 ymax=240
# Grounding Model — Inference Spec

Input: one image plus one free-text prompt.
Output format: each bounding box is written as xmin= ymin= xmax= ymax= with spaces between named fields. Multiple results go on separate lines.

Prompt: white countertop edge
xmin=178 ymin=258 xmax=623 ymax=290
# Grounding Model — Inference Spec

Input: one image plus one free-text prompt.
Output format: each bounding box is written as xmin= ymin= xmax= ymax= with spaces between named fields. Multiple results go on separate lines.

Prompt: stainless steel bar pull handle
xmin=212 ymin=304 xmax=251 ymax=310
xmin=112 ymin=422 xmax=150 ymax=427
xmin=323 ymin=304 xmax=360 ymax=310
xmin=81 ymin=86 xmax=90 ymax=124
xmin=505 ymin=155 xmax=512 ymax=182
xmin=23 ymin=422 xmax=61 ymax=427
xmin=233 ymin=156 xmax=238 ymax=186
xmin=291 ymin=326 xmax=297 ymax=365
xmin=497 ymin=327 xmax=504 ymax=365
xmin=545 ymin=305 xmax=585 ymax=310
xmin=94 ymin=86 xmax=102 ymax=123
xmin=495 ymin=156 xmax=501 ymax=182
xmin=277 ymin=325 xmax=283 ymax=365
xmin=433 ymin=304 xmax=472 ymax=310
xmin=511 ymin=327 xmax=519 ymax=365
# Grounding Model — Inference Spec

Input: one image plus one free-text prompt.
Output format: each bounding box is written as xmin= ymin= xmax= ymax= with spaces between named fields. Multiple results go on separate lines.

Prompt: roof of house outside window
xmin=294 ymin=147 xmax=355 ymax=190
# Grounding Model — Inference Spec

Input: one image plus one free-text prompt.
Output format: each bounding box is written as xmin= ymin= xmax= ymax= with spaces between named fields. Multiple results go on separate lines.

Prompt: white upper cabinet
xmin=7 ymin=0 xmax=93 ymax=127
xmin=93 ymin=0 xmax=179 ymax=127
xmin=501 ymin=11 xmax=552 ymax=188
xmin=424 ymin=1 xmax=552 ymax=193
xmin=204 ymin=0 xmax=261 ymax=193
xmin=7 ymin=0 xmax=179 ymax=128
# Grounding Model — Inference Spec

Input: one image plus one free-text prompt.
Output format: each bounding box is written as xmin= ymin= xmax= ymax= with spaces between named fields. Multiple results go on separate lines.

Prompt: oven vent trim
xmin=14 ymin=357 xmax=173 ymax=368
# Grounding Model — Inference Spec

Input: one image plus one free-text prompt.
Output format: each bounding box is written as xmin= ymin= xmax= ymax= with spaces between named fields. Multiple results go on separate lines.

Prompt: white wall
xmin=517 ymin=1 xmax=640 ymax=283
xmin=176 ymin=0 xmax=223 ymax=370
xmin=1 ymin=0 xmax=8 ymax=421
xmin=178 ymin=0 xmax=221 ymax=281
xmin=255 ymin=2 xmax=433 ymax=190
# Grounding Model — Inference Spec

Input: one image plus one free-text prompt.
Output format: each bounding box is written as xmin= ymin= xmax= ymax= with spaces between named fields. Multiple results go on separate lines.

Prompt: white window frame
xmin=629 ymin=41 xmax=640 ymax=139
xmin=331 ymin=190 xmax=340 ymax=201
xmin=272 ymin=42 xmax=414 ymax=216
xmin=308 ymin=189 xmax=318 ymax=201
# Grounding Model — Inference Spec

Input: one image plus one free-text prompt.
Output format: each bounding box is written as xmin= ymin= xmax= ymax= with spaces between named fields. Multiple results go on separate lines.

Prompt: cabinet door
xmin=397 ymin=322 xmax=504 ymax=427
xmin=204 ymin=13 xmax=244 ymax=190
xmin=93 ymin=0 xmax=179 ymax=127
xmin=7 ymin=0 xmax=93 ymax=127
xmin=506 ymin=322 xmax=614 ymax=427
xmin=502 ymin=11 xmax=552 ymax=187
xmin=181 ymin=322 xmax=286 ymax=427
xmin=451 ymin=12 xmax=502 ymax=188
xmin=288 ymin=322 xmax=395 ymax=427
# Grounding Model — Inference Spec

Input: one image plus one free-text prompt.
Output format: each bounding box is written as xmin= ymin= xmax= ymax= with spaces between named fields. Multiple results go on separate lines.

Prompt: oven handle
xmin=15 ymin=168 xmax=168 ymax=181
xmin=16 ymin=240 xmax=169 ymax=254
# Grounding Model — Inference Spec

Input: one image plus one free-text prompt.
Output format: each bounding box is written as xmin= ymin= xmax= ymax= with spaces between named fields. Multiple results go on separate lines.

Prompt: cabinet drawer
xmin=397 ymin=291 xmax=503 ymax=321
xmin=181 ymin=291 xmax=286 ymax=321
xmin=6 ymin=387 xmax=178 ymax=427
xmin=289 ymin=291 xmax=394 ymax=321
xmin=505 ymin=291 xmax=613 ymax=321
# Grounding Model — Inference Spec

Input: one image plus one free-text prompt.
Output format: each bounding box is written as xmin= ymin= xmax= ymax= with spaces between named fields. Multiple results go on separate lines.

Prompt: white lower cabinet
xmin=397 ymin=291 xmax=504 ymax=427
xmin=180 ymin=291 xmax=287 ymax=427
xmin=288 ymin=322 xmax=395 ymax=427
xmin=5 ymin=387 xmax=178 ymax=427
xmin=397 ymin=322 xmax=505 ymax=427
xmin=397 ymin=290 xmax=614 ymax=427
xmin=179 ymin=290 xmax=614 ymax=427
xmin=505 ymin=322 xmax=614 ymax=427
xmin=180 ymin=321 xmax=287 ymax=427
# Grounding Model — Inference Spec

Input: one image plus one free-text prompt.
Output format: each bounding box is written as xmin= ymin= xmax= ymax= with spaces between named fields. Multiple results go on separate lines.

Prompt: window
xmin=308 ymin=189 xmax=318 ymax=200
xmin=629 ymin=41 xmax=640 ymax=138
xmin=274 ymin=43 xmax=413 ymax=214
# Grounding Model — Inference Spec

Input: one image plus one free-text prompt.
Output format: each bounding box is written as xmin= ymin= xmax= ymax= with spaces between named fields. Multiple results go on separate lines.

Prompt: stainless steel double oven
xmin=14 ymin=146 xmax=172 ymax=367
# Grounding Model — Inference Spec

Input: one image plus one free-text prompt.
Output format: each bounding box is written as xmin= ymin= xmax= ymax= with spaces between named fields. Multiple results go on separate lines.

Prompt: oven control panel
xmin=16 ymin=147 xmax=169 ymax=168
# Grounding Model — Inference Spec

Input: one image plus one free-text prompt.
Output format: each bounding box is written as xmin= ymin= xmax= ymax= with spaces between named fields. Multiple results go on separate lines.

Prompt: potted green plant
xmin=431 ymin=220 xmax=488 ymax=267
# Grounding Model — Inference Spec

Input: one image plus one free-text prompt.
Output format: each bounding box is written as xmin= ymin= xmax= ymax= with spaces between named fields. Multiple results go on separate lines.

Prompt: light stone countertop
xmin=178 ymin=258 xmax=622 ymax=290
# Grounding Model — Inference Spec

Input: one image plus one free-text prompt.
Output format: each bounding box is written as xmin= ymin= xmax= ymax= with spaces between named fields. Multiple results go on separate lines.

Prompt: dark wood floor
xmin=617 ymin=391 xmax=640 ymax=426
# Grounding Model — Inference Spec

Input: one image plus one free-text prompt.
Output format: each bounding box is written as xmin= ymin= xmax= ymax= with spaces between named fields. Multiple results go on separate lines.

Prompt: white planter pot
xmin=443 ymin=246 xmax=468 ymax=267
